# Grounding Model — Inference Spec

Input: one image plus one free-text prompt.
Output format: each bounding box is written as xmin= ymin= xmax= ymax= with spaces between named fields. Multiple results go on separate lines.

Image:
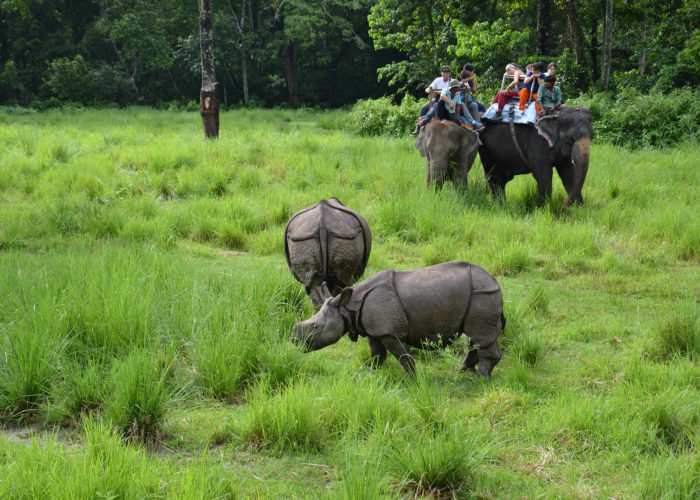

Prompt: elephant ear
xmin=535 ymin=114 xmax=559 ymax=148
xmin=459 ymin=126 xmax=481 ymax=153
xmin=414 ymin=128 xmax=428 ymax=157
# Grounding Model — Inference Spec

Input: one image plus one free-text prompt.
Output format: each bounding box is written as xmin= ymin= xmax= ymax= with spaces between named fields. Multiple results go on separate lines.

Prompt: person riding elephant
xmin=415 ymin=119 xmax=481 ymax=190
xmin=478 ymin=106 xmax=593 ymax=206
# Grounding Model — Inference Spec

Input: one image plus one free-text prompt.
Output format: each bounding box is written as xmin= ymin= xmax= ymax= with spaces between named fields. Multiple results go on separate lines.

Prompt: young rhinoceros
xmin=284 ymin=198 xmax=371 ymax=308
xmin=292 ymin=261 xmax=505 ymax=377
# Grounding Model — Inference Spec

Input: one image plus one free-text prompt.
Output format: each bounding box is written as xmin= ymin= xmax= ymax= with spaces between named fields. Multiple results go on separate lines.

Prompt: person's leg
xmin=468 ymin=101 xmax=481 ymax=124
xmin=518 ymin=88 xmax=530 ymax=111
xmin=460 ymin=103 xmax=476 ymax=125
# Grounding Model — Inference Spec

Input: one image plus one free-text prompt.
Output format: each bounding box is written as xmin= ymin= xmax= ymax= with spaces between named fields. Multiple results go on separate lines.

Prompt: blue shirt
xmin=440 ymin=87 xmax=462 ymax=113
xmin=524 ymin=71 xmax=541 ymax=93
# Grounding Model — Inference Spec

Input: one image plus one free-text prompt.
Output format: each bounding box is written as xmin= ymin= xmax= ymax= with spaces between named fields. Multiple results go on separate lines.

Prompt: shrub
xmin=349 ymin=95 xmax=421 ymax=137
xmin=569 ymin=87 xmax=699 ymax=148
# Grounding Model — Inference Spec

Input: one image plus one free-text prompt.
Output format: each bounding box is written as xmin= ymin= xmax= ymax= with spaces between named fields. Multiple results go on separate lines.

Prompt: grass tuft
xmin=105 ymin=350 xmax=171 ymax=443
xmin=648 ymin=309 xmax=700 ymax=361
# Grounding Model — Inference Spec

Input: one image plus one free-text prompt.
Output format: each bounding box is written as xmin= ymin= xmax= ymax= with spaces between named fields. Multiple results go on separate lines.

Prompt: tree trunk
xmin=564 ymin=0 xmax=585 ymax=65
xmin=284 ymin=42 xmax=299 ymax=107
xmin=425 ymin=0 xmax=439 ymax=70
xmin=536 ymin=0 xmax=550 ymax=56
xmin=601 ymin=0 xmax=613 ymax=90
xmin=199 ymin=0 xmax=219 ymax=138
xmin=326 ymin=42 xmax=350 ymax=107
xmin=638 ymin=17 xmax=646 ymax=76
xmin=590 ymin=10 xmax=599 ymax=83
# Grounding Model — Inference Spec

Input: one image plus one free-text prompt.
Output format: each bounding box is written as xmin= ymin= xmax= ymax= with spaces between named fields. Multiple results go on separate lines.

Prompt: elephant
xmin=284 ymin=198 xmax=372 ymax=308
xmin=292 ymin=261 xmax=505 ymax=377
xmin=478 ymin=107 xmax=593 ymax=206
xmin=414 ymin=120 xmax=481 ymax=190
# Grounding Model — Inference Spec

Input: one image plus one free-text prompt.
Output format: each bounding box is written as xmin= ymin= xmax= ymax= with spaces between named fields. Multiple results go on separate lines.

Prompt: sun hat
xmin=440 ymin=65 xmax=451 ymax=73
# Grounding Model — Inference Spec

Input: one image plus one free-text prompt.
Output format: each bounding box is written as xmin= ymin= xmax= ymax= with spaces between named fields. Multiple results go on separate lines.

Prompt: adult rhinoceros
xmin=284 ymin=198 xmax=371 ymax=308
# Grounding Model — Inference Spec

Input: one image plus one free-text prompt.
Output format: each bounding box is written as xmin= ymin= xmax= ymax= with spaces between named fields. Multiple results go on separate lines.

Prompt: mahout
xmin=284 ymin=198 xmax=371 ymax=308
xmin=414 ymin=120 xmax=481 ymax=190
xmin=479 ymin=107 xmax=594 ymax=206
xmin=292 ymin=261 xmax=505 ymax=377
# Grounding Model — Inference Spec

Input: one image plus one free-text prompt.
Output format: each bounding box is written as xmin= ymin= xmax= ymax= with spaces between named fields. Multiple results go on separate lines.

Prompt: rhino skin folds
xmin=292 ymin=261 xmax=505 ymax=377
xmin=284 ymin=198 xmax=372 ymax=308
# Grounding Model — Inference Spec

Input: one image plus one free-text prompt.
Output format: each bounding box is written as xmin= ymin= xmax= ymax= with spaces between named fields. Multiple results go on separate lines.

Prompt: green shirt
xmin=537 ymin=85 xmax=563 ymax=109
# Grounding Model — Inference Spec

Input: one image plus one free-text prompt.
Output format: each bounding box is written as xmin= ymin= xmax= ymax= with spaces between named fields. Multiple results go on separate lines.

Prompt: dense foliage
xmin=0 ymin=0 xmax=697 ymax=108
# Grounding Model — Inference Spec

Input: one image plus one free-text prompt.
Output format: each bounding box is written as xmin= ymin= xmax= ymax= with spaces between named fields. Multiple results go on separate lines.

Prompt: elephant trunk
xmin=427 ymin=158 xmax=448 ymax=189
xmin=564 ymin=137 xmax=590 ymax=206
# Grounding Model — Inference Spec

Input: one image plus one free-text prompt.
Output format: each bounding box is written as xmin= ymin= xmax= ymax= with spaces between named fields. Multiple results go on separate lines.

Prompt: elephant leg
xmin=368 ymin=336 xmax=387 ymax=369
xmin=380 ymin=336 xmax=416 ymax=376
xmin=556 ymin=164 xmax=582 ymax=205
xmin=533 ymin=168 xmax=553 ymax=206
xmin=480 ymin=151 xmax=506 ymax=199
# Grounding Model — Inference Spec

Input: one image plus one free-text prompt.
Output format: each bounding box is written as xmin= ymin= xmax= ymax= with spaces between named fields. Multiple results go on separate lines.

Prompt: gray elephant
xmin=284 ymin=198 xmax=372 ymax=308
xmin=292 ymin=261 xmax=504 ymax=377
xmin=414 ymin=120 xmax=481 ymax=190
xmin=479 ymin=107 xmax=593 ymax=206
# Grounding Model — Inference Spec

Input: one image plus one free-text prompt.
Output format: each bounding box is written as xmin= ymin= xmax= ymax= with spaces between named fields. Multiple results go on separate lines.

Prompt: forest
xmin=1 ymin=0 xmax=698 ymax=109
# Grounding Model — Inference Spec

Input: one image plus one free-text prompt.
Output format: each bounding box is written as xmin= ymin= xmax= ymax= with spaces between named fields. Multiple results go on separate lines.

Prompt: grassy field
xmin=0 ymin=107 xmax=698 ymax=498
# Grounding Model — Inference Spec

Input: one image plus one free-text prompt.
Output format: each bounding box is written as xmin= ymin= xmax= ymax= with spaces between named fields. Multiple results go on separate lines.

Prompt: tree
xmin=369 ymin=0 xmax=455 ymax=93
xmin=536 ymin=0 xmax=551 ymax=56
xmin=200 ymin=0 xmax=219 ymax=138
xmin=601 ymin=0 xmax=613 ymax=90
xmin=96 ymin=0 xmax=174 ymax=99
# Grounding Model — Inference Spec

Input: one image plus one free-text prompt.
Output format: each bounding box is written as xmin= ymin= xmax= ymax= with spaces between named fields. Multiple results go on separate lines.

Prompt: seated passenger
xmin=461 ymin=63 xmax=486 ymax=118
xmin=436 ymin=79 xmax=464 ymax=126
xmin=412 ymin=65 xmax=452 ymax=135
xmin=519 ymin=62 xmax=546 ymax=113
xmin=492 ymin=63 xmax=524 ymax=119
xmin=458 ymin=70 xmax=483 ymax=130
xmin=537 ymin=75 xmax=564 ymax=117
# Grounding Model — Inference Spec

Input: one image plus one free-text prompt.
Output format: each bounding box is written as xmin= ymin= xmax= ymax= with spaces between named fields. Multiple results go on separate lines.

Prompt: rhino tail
xmin=501 ymin=312 xmax=506 ymax=331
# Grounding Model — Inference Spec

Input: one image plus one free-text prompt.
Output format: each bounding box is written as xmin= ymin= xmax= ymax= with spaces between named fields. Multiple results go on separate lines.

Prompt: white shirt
xmin=429 ymin=77 xmax=451 ymax=91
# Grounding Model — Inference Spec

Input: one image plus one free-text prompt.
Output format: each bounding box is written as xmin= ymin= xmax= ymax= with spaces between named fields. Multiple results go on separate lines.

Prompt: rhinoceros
xmin=284 ymin=198 xmax=372 ymax=308
xmin=292 ymin=261 xmax=505 ymax=377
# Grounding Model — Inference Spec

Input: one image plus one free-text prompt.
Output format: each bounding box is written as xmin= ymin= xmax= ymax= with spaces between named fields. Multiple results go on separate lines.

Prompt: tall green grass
xmin=0 ymin=107 xmax=698 ymax=497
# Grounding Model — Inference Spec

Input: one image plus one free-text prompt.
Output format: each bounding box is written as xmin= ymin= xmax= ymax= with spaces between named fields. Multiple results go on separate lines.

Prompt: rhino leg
xmin=368 ymin=336 xmax=387 ymax=369
xmin=476 ymin=340 xmax=501 ymax=378
xmin=380 ymin=336 xmax=416 ymax=376
xmin=458 ymin=342 xmax=479 ymax=372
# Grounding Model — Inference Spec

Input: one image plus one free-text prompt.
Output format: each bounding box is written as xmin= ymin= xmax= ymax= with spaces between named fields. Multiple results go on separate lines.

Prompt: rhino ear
xmin=331 ymin=287 xmax=353 ymax=307
xmin=535 ymin=115 xmax=559 ymax=148
xmin=321 ymin=282 xmax=332 ymax=299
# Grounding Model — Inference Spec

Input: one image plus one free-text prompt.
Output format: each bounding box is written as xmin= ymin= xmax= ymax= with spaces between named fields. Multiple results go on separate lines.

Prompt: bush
xmin=569 ymin=87 xmax=699 ymax=148
xmin=46 ymin=55 xmax=133 ymax=106
xmin=348 ymin=94 xmax=421 ymax=136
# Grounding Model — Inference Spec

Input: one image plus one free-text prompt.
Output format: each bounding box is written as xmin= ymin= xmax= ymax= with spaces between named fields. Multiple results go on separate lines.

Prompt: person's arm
xmin=505 ymin=70 xmax=522 ymax=90
xmin=470 ymin=78 xmax=477 ymax=94
xmin=537 ymin=90 xmax=545 ymax=117
xmin=440 ymin=91 xmax=453 ymax=110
